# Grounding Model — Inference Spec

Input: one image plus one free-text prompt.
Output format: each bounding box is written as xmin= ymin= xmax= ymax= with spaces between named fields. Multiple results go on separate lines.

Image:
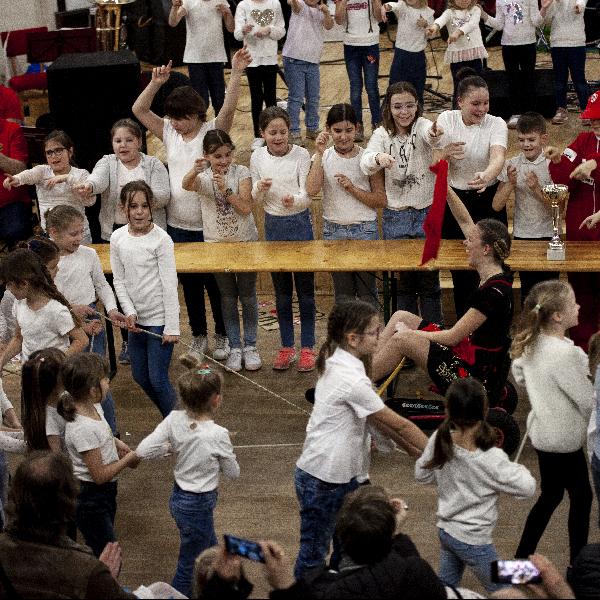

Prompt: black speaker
xmin=533 ymin=69 xmax=557 ymax=119
xmin=47 ymin=50 xmax=140 ymax=241
xmin=482 ymin=70 xmax=511 ymax=120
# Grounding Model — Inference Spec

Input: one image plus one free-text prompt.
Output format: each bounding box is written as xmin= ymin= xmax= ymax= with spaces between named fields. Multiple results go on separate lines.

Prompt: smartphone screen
xmin=224 ymin=534 xmax=265 ymax=563
xmin=491 ymin=560 xmax=542 ymax=584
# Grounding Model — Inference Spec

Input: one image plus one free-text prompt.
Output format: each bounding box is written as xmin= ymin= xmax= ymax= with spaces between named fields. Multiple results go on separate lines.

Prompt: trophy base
xmin=547 ymin=246 xmax=565 ymax=261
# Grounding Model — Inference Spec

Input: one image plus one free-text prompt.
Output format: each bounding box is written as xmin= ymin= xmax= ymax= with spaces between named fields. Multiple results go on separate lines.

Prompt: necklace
xmin=334 ymin=144 xmax=356 ymax=156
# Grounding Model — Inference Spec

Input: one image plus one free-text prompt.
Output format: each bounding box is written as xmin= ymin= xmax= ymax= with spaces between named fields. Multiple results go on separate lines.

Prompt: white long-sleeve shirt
xmin=54 ymin=245 xmax=117 ymax=312
xmin=387 ymin=1 xmax=433 ymax=52
xmin=136 ymin=410 xmax=239 ymax=493
xmin=250 ymin=145 xmax=311 ymax=216
xmin=484 ymin=0 xmax=543 ymax=45
xmin=109 ymin=224 xmax=180 ymax=336
xmin=415 ymin=430 xmax=536 ymax=545
xmin=543 ymin=0 xmax=587 ymax=47
xmin=512 ymin=334 xmax=594 ymax=453
xmin=435 ymin=7 xmax=488 ymax=63
xmin=234 ymin=0 xmax=285 ymax=66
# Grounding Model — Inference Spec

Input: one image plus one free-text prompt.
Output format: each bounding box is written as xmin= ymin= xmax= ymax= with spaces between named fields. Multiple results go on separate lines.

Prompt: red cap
xmin=581 ymin=92 xmax=600 ymax=120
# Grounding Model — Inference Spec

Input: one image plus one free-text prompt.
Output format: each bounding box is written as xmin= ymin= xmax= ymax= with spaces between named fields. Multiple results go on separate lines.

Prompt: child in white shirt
xmin=110 ymin=181 xmax=180 ymax=418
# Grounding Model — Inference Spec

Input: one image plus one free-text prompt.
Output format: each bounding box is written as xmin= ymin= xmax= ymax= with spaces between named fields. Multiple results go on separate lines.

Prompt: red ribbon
xmin=420 ymin=159 xmax=449 ymax=266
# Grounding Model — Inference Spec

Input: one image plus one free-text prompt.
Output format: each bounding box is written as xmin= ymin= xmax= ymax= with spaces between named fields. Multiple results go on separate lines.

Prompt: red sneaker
xmin=273 ymin=347 xmax=297 ymax=370
xmin=297 ymin=347 xmax=316 ymax=372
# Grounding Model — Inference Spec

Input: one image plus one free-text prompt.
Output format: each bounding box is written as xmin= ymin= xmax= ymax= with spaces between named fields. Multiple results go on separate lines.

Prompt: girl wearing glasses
xmin=361 ymin=82 xmax=444 ymax=324
xmin=2 ymin=130 xmax=95 ymax=244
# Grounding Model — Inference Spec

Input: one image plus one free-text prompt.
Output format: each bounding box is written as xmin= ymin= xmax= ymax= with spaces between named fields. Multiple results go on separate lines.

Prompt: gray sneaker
xmin=190 ymin=334 xmax=208 ymax=357
xmin=243 ymin=346 xmax=262 ymax=371
xmin=213 ymin=334 xmax=230 ymax=360
xmin=225 ymin=348 xmax=243 ymax=372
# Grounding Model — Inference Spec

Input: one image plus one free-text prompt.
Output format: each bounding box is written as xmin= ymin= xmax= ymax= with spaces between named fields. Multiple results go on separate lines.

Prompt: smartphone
xmin=223 ymin=534 xmax=265 ymax=563
xmin=491 ymin=560 xmax=542 ymax=585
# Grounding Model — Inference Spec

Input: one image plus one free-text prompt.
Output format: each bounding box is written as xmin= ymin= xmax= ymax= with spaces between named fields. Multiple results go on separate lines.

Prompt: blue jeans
xmin=283 ymin=57 xmax=321 ymax=135
xmin=344 ymin=44 xmax=381 ymax=127
xmin=86 ymin=305 xmax=117 ymax=434
xmin=76 ymin=480 xmax=117 ymax=557
xmin=551 ymin=46 xmax=589 ymax=110
xmin=294 ymin=468 xmax=359 ymax=580
xmin=389 ymin=48 xmax=426 ymax=104
xmin=170 ymin=484 xmax=218 ymax=597
xmin=213 ymin=272 xmax=258 ymax=348
xmin=187 ymin=62 xmax=226 ymax=115
xmin=265 ymin=210 xmax=316 ymax=348
xmin=128 ymin=325 xmax=176 ymax=417
xmin=166 ymin=226 xmax=226 ymax=338
xmin=0 ymin=201 xmax=32 ymax=245
xmin=323 ymin=219 xmax=379 ymax=307
xmin=438 ymin=528 xmax=503 ymax=593
xmin=383 ymin=207 xmax=442 ymax=323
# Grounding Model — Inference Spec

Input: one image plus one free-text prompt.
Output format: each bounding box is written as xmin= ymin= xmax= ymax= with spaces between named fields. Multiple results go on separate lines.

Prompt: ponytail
xmin=424 ymin=419 xmax=454 ymax=469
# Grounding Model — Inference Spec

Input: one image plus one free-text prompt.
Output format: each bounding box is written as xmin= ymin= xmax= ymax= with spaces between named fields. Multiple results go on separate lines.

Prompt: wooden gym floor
xmin=9 ymin=35 xmax=600 ymax=597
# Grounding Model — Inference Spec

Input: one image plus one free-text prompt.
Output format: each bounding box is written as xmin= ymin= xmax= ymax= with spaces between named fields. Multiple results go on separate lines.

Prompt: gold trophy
xmin=542 ymin=183 xmax=568 ymax=261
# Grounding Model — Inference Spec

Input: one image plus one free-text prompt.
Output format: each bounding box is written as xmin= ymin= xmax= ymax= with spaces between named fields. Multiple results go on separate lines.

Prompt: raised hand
xmin=315 ymin=131 xmax=330 ymax=154
xmin=231 ymin=47 xmax=252 ymax=72
xmin=543 ymin=145 xmax=561 ymax=163
xmin=507 ymin=164 xmax=518 ymax=186
xmin=376 ymin=153 xmax=395 ymax=168
xmin=152 ymin=60 xmax=172 ymax=86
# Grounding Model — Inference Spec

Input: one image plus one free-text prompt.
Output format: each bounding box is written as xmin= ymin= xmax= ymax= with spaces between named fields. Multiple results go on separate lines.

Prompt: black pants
xmin=514 ymin=236 xmax=560 ymax=306
xmin=516 ymin=448 xmax=592 ymax=564
xmin=442 ymin=184 xmax=506 ymax=319
xmin=246 ymin=65 xmax=278 ymax=137
xmin=501 ymin=43 xmax=537 ymax=116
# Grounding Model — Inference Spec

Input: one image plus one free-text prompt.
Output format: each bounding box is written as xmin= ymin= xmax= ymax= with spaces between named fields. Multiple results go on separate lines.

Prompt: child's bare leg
xmin=372 ymin=329 xmax=430 ymax=381
xmin=379 ymin=310 xmax=423 ymax=347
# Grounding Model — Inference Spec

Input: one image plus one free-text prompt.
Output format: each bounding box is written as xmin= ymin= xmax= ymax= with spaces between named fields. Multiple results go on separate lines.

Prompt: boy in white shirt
xmin=492 ymin=112 xmax=558 ymax=304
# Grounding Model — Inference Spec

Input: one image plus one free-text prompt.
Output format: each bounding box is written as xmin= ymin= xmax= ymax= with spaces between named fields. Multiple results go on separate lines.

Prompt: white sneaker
xmin=251 ymin=137 xmax=265 ymax=150
xmin=507 ymin=114 xmax=521 ymax=129
xmin=213 ymin=334 xmax=230 ymax=361
xmin=243 ymin=346 xmax=262 ymax=371
xmin=277 ymin=100 xmax=288 ymax=110
xmin=190 ymin=334 xmax=208 ymax=357
xmin=225 ymin=348 xmax=243 ymax=372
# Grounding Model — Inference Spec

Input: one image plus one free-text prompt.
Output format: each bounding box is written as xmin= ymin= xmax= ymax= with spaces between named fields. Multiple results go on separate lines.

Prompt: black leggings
xmin=246 ymin=65 xmax=278 ymax=137
xmin=516 ymin=448 xmax=592 ymax=564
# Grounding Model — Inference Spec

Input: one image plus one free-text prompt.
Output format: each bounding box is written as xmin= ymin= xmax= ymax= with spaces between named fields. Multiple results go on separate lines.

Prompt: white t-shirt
xmin=296 ymin=347 xmax=385 ymax=484
xmin=498 ymin=152 xmax=553 ymax=238
xmin=115 ymin=161 xmax=146 ymax=225
xmin=46 ymin=405 xmax=67 ymax=442
xmin=0 ymin=380 xmax=13 ymax=415
xmin=110 ymin=224 xmax=180 ymax=336
xmin=387 ymin=1 xmax=433 ymax=52
xmin=0 ymin=289 xmax=16 ymax=344
xmin=65 ymin=403 xmax=118 ymax=483
xmin=436 ymin=110 xmax=508 ymax=190
xmin=55 ymin=245 xmax=117 ymax=311
xmin=14 ymin=299 xmax=75 ymax=362
xmin=163 ymin=118 xmax=216 ymax=231
xmin=182 ymin=0 xmax=228 ymax=63
xmin=194 ymin=164 xmax=259 ymax=242
xmin=282 ymin=0 xmax=327 ymax=64
xmin=342 ymin=0 xmax=380 ymax=46
xmin=136 ymin=411 xmax=240 ymax=493
xmin=320 ymin=146 xmax=377 ymax=224
xmin=250 ymin=145 xmax=311 ymax=216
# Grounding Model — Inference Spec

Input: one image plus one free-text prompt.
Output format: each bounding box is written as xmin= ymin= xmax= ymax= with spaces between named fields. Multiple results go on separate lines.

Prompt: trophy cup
xmin=542 ymin=183 xmax=568 ymax=261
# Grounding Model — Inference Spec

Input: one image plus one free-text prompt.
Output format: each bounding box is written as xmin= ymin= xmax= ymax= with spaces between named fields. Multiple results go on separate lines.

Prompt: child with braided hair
xmin=0 ymin=247 xmax=87 ymax=369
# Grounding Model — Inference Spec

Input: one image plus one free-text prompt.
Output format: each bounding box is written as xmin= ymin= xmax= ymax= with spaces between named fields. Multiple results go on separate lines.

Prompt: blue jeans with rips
xmin=323 ymin=219 xmax=379 ymax=307
xmin=382 ymin=207 xmax=442 ymax=324
xmin=293 ymin=467 xmax=359 ymax=580
xmin=76 ymin=480 xmax=117 ymax=558
xmin=213 ymin=272 xmax=258 ymax=348
xmin=344 ymin=44 xmax=381 ymax=127
xmin=283 ymin=57 xmax=321 ymax=135
xmin=438 ymin=528 xmax=504 ymax=594
xmin=170 ymin=484 xmax=218 ymax=597
xmin=128 ymin=324 xmax=176 ymax=417
xmin=265 ymin=210 xmax=316 ymax=348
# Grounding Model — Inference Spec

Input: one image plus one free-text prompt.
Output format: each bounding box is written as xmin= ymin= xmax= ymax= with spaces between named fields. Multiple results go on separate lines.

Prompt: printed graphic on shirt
xmin=505 ymin=1 xmax=524 ymax=25
xmin=251 ymin=8 xmax=274 ymax=25
xmin=388 ymin=131 xmax=423 ymax=192
xmin=214 ymin=189 xmax=239 ymax=238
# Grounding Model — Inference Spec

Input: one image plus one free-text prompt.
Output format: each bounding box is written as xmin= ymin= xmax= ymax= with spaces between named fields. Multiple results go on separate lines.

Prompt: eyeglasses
xmin=362 ymin=325 xmax=382 ymax=337
xmin=392 ymin=103 xmax=418 ymax=112
xmin=45 ymin=147 xmax=67 ymax=157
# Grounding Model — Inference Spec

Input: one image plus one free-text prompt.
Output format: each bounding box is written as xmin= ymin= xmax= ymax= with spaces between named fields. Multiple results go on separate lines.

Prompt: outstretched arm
xmin=214 ymin=48 xmax=252 ymax=133
xmin=446 ymin=187 xmax=474 ymax=236
xmin=132 ymin=61 xmax=172 ymax=141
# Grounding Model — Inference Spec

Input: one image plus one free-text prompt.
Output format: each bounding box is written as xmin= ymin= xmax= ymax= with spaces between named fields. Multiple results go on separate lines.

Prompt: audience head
xmin=467 ymin=219 xmax=511 ymax=271
xmin=44 ymin=130 xmax=75 ymax=170
xmin=317 ymin=300 xmax=380 ymax=375
xmin=111 ymin=118 xmax=143 ymax=166
xmin=382 ymin=81 xmax=422 ymax=136
xmin=58 ymin=353 xmax=110 ymax=422
xmin=178 ymin=354 xmax=223 ymax=416
xmin=21 ymin=348 xmax=65 ymax=451
xmin=5 ymin=450 xmax=78 ymax=544
xmin=455 ymin=68 xmax=489 ymax=126
xmin=192 ymin=546 xmax=220 ymax=597
xmin=164 ymin=85 xmax=207 ymax=131
xmin=17 ymin=237 xmax=60 ymax=279
xmin=119 ymin=180 xmax=155 ymax=234
xmin=202 ymin=129 xmax=235 ymax=173
xmin=45 ymin=205 xmax=86 ymax=255
xmin=259 ymin=106 xmax=290 ymax=156
xmin=424 ymin=377 xmax=496 ymax=470
xmin=336 ymin=486 xmax=396 ymax=565
xmin=510 ymin=280 xmax=575 ymax=359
